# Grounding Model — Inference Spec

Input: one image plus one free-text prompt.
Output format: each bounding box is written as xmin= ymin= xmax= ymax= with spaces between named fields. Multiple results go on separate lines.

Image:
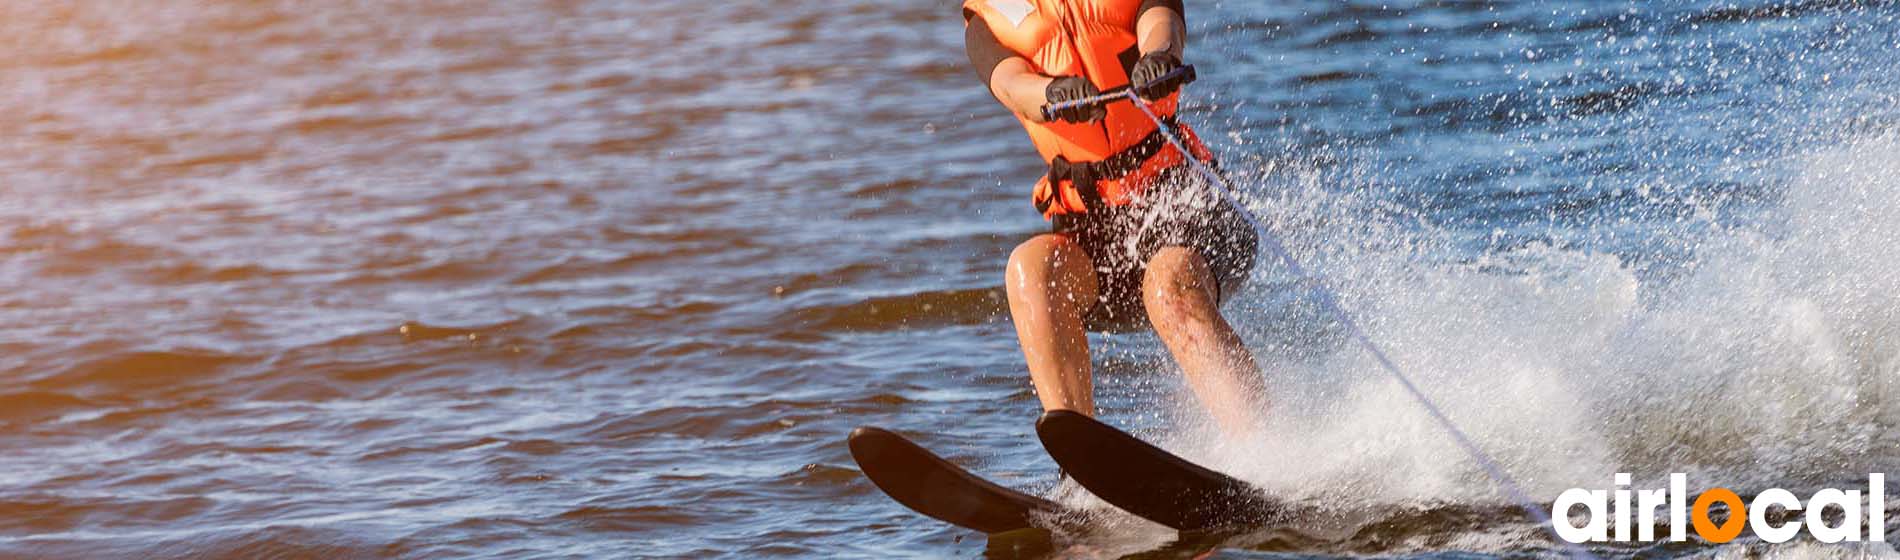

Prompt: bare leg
xmin=1141 ymin=246 xmax=1266 ymax=434
xmin=1004 ymin=234 xmax=1100 ymax=415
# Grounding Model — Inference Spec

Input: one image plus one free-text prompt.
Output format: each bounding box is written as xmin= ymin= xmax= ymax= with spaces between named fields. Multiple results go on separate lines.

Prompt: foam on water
xmin=1142 ymin=131 xmax=1900 ymax=544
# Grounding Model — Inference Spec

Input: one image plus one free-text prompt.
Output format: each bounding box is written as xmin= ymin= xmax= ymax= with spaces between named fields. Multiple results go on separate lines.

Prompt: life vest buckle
xmin=1046 ymin=155 xmax=1106 ymax=214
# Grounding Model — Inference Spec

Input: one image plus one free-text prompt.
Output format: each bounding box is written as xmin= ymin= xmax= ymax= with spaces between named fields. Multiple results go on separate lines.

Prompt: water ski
xmin=847 ymin=426 xmax=1069 ymax=533
xmin=1035 ymin=410 xmax=1290 ymax=532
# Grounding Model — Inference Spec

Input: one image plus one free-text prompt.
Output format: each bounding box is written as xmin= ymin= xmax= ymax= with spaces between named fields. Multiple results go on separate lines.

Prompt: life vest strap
xmin=1035 ymin=115 xmax=1208 ymax=216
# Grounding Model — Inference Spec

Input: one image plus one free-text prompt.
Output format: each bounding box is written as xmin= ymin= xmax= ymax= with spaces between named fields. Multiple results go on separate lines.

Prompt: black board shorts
xmin=1050 ymin=165 xmax=1258 ymax=332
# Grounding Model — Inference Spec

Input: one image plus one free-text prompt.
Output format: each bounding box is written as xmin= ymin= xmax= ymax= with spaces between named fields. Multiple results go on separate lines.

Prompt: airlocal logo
xmin=1552 ymin=473 xmax=1887 ymax=543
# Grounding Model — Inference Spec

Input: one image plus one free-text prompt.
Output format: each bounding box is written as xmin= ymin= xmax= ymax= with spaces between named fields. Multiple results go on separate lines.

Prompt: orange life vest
xmin=963 ymin=0 xmax=1214 ymax=218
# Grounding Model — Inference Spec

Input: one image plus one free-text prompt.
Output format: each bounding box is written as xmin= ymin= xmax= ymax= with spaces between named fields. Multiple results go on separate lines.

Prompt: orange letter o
xmin=1692 ymin=488 xmax=1746 ymax=543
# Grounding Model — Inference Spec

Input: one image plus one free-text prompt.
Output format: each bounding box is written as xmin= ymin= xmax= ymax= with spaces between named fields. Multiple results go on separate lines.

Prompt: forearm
xmin=989 ymin=58 xmax=1056 ymax=122
xmin=1136 ymin=5 xmax=1184 ymax=56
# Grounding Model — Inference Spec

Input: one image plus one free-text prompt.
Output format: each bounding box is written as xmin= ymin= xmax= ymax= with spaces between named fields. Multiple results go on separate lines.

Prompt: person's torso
xmin=965 ymin=0 xmax=1175 ymax=164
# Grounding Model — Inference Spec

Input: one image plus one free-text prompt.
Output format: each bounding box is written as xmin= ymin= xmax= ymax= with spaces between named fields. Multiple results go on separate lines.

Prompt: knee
xmin=1142 ymin=247 xmax=1217 ymax=318
xmin=1005 ymin=235 xmax=1094 ymax=302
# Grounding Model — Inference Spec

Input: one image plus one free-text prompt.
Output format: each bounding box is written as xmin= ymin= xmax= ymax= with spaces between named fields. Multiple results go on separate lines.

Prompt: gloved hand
xmin=1128 ymin=51 xmax=1187 ymax=101
xmin=1043 ymin=76 xmax=1107 ymax=123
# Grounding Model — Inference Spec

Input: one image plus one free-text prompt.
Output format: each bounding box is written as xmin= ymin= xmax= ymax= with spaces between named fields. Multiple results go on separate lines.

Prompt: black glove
xmin=1044 ymin=76 xmax=1107 ymax=123
xmin=1128 ymin=51 xmax=1186 ymax=101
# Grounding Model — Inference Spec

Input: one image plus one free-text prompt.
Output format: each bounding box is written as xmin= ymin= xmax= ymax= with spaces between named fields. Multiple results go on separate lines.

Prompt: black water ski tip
xmin=848 ymin=426 xmax=1066 ymax=534
xmin=1035 ymin=410 xmax=1288 ymax=532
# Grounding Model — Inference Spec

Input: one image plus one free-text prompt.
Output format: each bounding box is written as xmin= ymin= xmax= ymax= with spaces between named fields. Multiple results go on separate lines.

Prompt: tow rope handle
xmin=1039 ymin=64 xmax=1196 ymax=122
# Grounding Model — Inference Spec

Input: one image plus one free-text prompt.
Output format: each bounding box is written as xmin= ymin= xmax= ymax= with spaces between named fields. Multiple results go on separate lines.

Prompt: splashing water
xmin=1127 ymin=72 xmax=1900 ymax=560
